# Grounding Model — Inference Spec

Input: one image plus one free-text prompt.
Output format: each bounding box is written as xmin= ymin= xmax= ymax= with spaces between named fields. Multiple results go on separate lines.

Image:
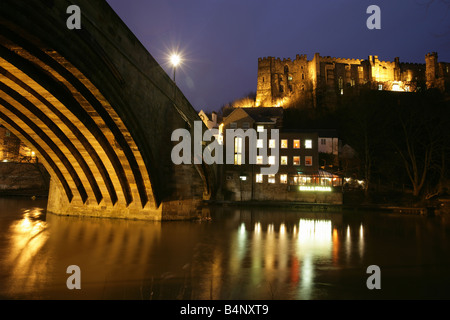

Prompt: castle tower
xmin=255 ymin=57 xmax=273 ymax=107
xmin=425 ymin=52 xmax=438 ymax=89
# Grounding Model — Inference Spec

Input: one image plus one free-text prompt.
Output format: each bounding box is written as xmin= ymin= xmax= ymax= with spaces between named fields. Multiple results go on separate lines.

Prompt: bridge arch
xmin=0 ymin=0 xmax=215 ymax=220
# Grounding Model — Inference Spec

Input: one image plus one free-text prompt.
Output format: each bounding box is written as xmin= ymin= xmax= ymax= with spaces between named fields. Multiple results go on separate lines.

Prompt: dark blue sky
xmin=106 ymin=0 xmax=450 ymax=113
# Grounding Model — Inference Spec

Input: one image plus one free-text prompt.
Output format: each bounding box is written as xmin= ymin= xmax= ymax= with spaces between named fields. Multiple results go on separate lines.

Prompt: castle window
xmin=279 ymin=85 xmax=284 ymax=93
xmin=262 ymin=77 xmax=265 ymax=83
xmin=288 ymin=85 xmax=293 ymax=92
xmin=301 ymin=85 xmax=305 ymax=91
xmin=302 ymin=73 xmax=305 ymax=80
xmin=284 ymin=66 xmax=289 ymax=73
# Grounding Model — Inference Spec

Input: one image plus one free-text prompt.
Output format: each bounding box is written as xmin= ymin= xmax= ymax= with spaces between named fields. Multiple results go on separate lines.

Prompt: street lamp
xmin=170 ymin=54 xmax=181 ymax=83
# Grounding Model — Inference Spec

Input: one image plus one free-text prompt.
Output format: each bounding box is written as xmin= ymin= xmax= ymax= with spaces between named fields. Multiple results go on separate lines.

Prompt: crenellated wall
xmin=256 ymin=52 xmax=449 ymax=108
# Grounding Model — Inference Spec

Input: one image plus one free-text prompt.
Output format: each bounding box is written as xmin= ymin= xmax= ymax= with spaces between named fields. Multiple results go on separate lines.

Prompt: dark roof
xmin=223 ymin=107 xmax=283 ymax=122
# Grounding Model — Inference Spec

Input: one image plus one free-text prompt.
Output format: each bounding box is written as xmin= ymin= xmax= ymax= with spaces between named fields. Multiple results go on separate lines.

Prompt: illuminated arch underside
xmin=0 ymin=24 xmax=158 ymax=215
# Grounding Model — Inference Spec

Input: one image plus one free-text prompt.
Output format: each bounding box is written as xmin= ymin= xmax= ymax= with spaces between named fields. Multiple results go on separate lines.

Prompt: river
xmin=0 ymin=196 xmax=449 ymax=300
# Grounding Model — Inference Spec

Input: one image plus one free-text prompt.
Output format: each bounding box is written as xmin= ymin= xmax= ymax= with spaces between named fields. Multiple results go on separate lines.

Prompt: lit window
xmin=305 ymin=139 xmax=312 ymax=149
xmin=234 ymin=137 xmax=242 ymax=165
xmin=280 ymin=174 xmax=287 ymax=184
xmin=256 ymin=174 xmax=263 ymax=183
xmin=268 ymin=156 xmax=275 ymax=165
xmin=234 ymin=137 xmax=242 ymax=154
xmin=305 ymin=156 xmax=312 ymax=166
xmin=281 ymin=156 xmax=288 ymax=165
xmin=378 ymin=84 xmax=383 ymax=91
xmin=293 ymin=140 xmax=300 ymax=149
xmin=269 ymin=139 xmax=276 ymax=148
xmin=257 ymin=125 xmax=264 ymax=132
xmin=234 ymin=154 xmax=242 ymax=165
xmin=230 ymin=122 xmax=237 ymax=129
xmin=288 ymin=76 xmax=293 ymax=81
xmin=293 ymin=156 xmax=300 ymax=165
xmin=268 ymin=174 xmax=275 ymax=184
xmin=257 ymin=139 xmax=263 ymax=148
xmin=281 ymin=139 xmax=288 ymax=148
xmin=256 ymin=155 xmax=263 ymax=164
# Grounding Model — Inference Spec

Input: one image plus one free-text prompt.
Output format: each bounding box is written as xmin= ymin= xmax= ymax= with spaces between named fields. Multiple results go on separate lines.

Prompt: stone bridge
xmin=0 ymin=0 xmax=216 ymax=220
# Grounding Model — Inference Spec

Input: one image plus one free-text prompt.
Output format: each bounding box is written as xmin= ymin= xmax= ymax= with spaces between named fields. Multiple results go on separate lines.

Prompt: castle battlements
xmin=256 ymin=51 xmax=449 ymax=109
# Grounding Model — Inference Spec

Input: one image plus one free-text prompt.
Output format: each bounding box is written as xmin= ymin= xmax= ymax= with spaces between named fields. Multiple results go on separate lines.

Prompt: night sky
xmin=105 ymin=0 xmax=450 ymax=113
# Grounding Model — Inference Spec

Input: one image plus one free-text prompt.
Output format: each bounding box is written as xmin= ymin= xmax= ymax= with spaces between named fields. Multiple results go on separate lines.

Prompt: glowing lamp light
xmin=170 ymin=54 xmax=181 ymax=67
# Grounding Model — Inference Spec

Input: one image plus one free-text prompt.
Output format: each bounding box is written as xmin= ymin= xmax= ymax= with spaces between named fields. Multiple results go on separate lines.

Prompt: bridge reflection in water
xmin=1 ymin=198 xmax=450 ymax=299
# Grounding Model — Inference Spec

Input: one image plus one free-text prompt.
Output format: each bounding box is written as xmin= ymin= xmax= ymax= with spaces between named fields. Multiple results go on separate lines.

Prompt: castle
xmin=255 ymin=52 xmax=450 ymax=108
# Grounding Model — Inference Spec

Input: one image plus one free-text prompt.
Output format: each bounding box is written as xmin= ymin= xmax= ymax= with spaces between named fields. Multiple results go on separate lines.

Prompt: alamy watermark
xmin=171 ymin=121 xmax=279 ymax=175
xmin=366 ymin=5 xmax=381 ymax=30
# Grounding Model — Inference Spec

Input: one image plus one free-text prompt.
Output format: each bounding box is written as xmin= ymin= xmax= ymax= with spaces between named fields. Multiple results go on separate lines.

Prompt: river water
xmin=0 ymin=196 xmax=450 ymax=300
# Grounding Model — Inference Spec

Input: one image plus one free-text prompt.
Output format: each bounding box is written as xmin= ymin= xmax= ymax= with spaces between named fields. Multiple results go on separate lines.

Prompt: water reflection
xmin=1 ymin=199 xmax=450 ymax=299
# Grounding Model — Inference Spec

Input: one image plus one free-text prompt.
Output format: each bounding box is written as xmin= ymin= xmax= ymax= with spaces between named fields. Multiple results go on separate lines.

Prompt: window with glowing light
xmin=293 ymin=156 xmax=300 ymax=165
xmin=268 ymin=156 xmax=275 ymax=165
xmin=280 ymin=174 xmax=287 ymax=184
xmin=234 ymin=137 xmax=242 ymax=165
xmin=293 ymin=140 xmax=300 ymax=149
xmin=257 ymin=139 xmax=263 ymax=148
xmin=281 ymin=156 xmax=288 ymax=165
xmin=256 ymin=174 xmax=263 ymax=183
xmin=305 ymin=139 xmax=312 ymax=149
xmin=305 ymin=156 xmax=312 ymax=166
xmin=234 ymin=154 xmax=242 ymax=165
xmin=281 ymin=139 xmax=288 ymax=148
xmin=268 ymin=174 xmax=275 ymax=183
xmin=257 ymin=125 xmax=264 ymax=132
xmin=269 ymin=139 xmax=276 ymax=148
xmin=256 ymin=155 xmax=263 ymax=165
